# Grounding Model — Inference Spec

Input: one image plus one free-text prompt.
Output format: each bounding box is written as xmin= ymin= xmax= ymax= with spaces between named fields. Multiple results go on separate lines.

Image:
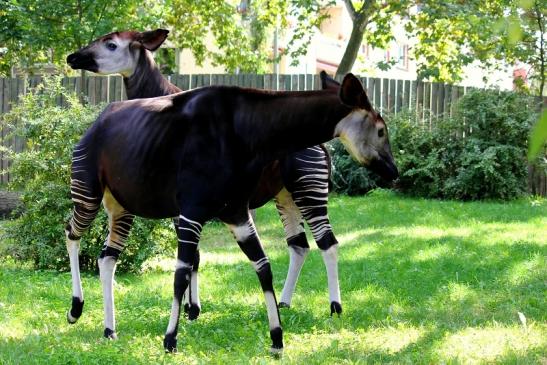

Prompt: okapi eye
xmin=378 ymin=128 xmax=385 ymax=138
xmin=106 ymin=43 xmax=117 ymax=51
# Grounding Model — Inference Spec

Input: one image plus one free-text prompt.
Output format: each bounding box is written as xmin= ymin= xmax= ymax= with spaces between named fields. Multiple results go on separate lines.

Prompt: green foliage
xmin=529 ymin=109 xmax=547 ymax=160
xmin=330 ymin=90 xmax=539 ymax=200
xmin=327 ymin=140 xmax=384 ymax=195
xmin=166 ymin=0 xmax=331 ymax=73
xmin=0 ymin=77 xmax=175 ymax=272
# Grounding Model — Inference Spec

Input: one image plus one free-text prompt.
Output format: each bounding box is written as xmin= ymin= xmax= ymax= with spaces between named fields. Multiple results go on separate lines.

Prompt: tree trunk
xmin=335 ymin=19 xmax=366 ymax=77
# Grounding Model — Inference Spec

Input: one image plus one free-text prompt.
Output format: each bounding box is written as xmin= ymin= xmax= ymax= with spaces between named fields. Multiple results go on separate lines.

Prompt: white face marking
xmin=90 ymin=36 xmax=139 ymax=77
xmin=334 ymin=110 xmax=384 ymax=165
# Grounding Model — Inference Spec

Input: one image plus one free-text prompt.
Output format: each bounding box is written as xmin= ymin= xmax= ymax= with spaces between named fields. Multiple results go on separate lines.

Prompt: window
xmin=396 ymin=44 xmax=408 ymax=70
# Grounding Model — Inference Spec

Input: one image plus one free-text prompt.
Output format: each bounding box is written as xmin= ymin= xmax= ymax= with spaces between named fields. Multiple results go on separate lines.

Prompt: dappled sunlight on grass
xmin=505 ymin=252 xmax=546 ymax=286
xmin=278 ymin=325 xmax=427 ymax=363
xmin=434 ymin=324 xmax=547 ymax=363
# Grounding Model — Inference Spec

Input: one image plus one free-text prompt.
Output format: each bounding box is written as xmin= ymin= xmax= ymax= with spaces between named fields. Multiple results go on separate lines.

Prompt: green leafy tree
xmin=165 ymin=0 xmax=331 ymax=73
xmin=411 ymin=0 xmax=546 ymax=93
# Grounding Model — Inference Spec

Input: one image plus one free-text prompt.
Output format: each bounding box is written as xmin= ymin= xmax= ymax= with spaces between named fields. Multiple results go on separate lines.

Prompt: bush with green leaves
xmin=1 ymin=77 xmax=175 ymax=272
xmin=330 ymin=89 xmax=539 ymax=200
xmin=327 ymin=140 xmax=384 ymax=195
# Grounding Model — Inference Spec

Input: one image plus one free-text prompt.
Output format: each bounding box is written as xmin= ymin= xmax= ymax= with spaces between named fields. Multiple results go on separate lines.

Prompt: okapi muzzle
xmin=369 ymin=149 xmax=399 ymax=182
xmin=67 ymin=49 xmax=98 ymax=73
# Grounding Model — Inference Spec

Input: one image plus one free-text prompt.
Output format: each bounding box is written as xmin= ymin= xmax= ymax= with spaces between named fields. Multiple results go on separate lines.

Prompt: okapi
xmin=65 ymin=39 xmax=398 ymax=355
xmin=66 ymin=29 xmax=397 ymax=330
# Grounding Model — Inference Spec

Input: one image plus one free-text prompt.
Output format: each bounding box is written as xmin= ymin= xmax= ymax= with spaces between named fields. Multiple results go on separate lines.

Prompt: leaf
xmin=517 ymin=311 xmax=527 ymax=330
xmin=528 ymin=109 xmax=547 ymax=161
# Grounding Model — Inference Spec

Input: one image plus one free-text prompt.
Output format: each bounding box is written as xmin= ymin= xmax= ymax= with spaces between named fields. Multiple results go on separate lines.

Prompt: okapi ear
xmin=339 ymin=73 xmax=372 ymax=111
xmin=320 ymin=70 xmax=340 ymax=90
xmin=137 ymin=29 xmax=169 ymax=51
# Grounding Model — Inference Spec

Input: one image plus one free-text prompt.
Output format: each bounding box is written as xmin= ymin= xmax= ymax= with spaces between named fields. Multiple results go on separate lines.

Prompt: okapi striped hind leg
xmin=289 ymin=147 xmax=342 ymax=316
xmin=65 ymin=178 xmax=102 ymax=324
xmin=98 ymin=188 xmax=135 ymax=339
xmin=228 ymin=216 xmax=283 ymax=354
xmin=275 ymin=188 xmax=310 ymax=308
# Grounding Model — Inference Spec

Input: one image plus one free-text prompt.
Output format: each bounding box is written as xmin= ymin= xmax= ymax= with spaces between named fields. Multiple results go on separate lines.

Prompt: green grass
xmin=1 ymin=191 xmax=546 ymax=364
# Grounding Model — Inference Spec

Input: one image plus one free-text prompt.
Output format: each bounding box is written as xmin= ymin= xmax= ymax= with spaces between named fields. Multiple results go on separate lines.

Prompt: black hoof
xmin=278 ymin=302 xmax=290 ymax=309
xmin=183 ymin=303 xmax=190 ymax=314
xmin=330 ymin=301 xmax=342 ymax=316
xmin=163 ymin=334 xmax=177 ymax=353
xmin=67 ymin=297 xmax=84 ymax=324
xmin=104 ymin=328 xmax=118 ymax=340
xmin=188 ymin=305 xmax=201 ymax=321
xmin=270 ymin=327 xmax=283 ymax=356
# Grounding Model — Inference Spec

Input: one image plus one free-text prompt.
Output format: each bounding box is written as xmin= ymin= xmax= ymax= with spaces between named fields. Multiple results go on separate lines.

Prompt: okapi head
xmin=66 ymin=29 xmax=169 ymax=77
xmin=322 ymin=71 xmax=399 ymax=182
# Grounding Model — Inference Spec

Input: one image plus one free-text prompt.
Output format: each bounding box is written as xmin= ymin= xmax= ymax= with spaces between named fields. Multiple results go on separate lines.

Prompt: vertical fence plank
xmin=313 ymin=74 xmax=321 ymax=90
xmin=373 ymin=78 xmax=381 ymax=110
xmin=382 ymin=78 xmax=389 ymax=114
xmin=0 ymin=78 xmax=5 ymax=184
xmin=291 ymin=74 xmax=298 ymax=91
xmin=430 ymin=83 xmax=439 ymax=118
xmin=256 ymin=74 xmax=264 ymax=89
xmin=395 ymin=79 xmax=403 ymax=114
xmin=306 ymin=74 xmax=313 ymax=91
xmin=402 ymin=80 xmax=410 ymax=110
xmin=443 ymin=84 xmax=451 ymax=117
xmin=423 ymin=82 xmax=431 ymax=123
xmin=100 ymin=77 xmax=108 ymax=104
xmin=264 ymin=74 xmax=273 ymax=90
xmin=388 ymin=79 xmax=395 ymax=114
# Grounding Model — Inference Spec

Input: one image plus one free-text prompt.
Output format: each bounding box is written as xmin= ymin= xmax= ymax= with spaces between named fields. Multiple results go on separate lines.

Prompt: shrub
xmin=444 ymin=90 xmax=537 ymax=200
xmin=329 ymin=90 xmax=539 ymax=200
xmin=1 ymin=77 xmax=175 ymax=272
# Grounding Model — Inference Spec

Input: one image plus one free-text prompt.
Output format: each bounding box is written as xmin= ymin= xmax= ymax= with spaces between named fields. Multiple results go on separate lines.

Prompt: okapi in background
xmin=62 ymin=61 xmax=398 ymax=352
xmin=66 ymin=29 xmax=398 ymax=331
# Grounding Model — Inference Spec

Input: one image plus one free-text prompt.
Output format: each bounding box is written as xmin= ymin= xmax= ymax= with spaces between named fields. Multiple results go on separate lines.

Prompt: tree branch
xmin=342 ymin=0 xmax=357 ymax=22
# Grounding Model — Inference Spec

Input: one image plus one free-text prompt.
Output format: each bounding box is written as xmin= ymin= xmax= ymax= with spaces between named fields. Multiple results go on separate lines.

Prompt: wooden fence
xmin=0 ymin=74 xmax=545 ymax=195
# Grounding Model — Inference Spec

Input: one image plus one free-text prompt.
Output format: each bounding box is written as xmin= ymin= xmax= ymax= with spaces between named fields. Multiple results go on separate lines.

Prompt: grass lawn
xmin=0 ymin=191 xmax=546 ymax=364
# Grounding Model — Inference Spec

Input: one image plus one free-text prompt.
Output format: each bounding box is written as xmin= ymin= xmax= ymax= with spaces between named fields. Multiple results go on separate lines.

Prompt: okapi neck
xmin=123 ymin=49 xmax=181 ymax=100
xmin=240 ymin=90 xmax=352 ymax=157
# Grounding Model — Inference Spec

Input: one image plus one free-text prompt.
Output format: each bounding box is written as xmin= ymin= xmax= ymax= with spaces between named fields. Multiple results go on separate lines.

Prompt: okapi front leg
xmin=164 ymin=214 xmax=203 ymax=353
xmin=275 ymin=188 xmax=310 ymax=308
xmin=228 ymin=217 xmax=283 ymax=354
xmin=174 ymin=218 xmax=202 ymax=320
xmin=98 ymin=189 xmax=134 ymax=339
xmin=186 ymin=249 xmax=201 ymax=320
